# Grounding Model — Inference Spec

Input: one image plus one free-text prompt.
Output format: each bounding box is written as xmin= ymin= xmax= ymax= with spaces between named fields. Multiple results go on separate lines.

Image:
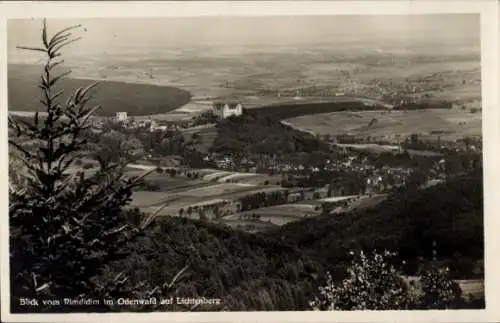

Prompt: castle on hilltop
xmin=212 ymin=102 xmax=243 ymax=119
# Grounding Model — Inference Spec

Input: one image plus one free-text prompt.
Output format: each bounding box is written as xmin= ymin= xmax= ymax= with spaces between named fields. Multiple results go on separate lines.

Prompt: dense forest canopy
xmin=8 ymin=64 xmax=192 ymax=116
xmin=210 ymin=111 xmax=329 ymax=155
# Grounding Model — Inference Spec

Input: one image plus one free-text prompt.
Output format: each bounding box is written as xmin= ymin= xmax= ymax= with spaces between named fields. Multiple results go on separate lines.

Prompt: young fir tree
xmin=8 ymin=20 xmax=192 ymax=312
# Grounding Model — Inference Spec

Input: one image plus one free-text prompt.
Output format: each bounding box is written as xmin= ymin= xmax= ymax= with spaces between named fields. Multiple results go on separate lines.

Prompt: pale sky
xmin=8 ymin=14 xmax=479 ymax=58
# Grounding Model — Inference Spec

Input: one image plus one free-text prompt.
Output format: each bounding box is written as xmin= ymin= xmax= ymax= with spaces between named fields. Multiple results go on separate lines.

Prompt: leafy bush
xmin=310 ymin=251 xmax=466 ymax=310
xmin=310 ymin=251 xmax=414 ymax=310
xmin=416 ymin=265 xmax=465 ymax=309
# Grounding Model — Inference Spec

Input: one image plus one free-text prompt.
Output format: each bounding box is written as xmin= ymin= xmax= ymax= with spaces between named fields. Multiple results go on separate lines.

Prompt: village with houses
xmin=77 ymin=91 xmax=483 ymax=234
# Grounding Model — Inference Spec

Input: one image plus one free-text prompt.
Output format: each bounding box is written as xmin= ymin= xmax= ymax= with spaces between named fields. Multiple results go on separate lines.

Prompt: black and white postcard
xmin=1 ymin=1 xmax=499 ymax=322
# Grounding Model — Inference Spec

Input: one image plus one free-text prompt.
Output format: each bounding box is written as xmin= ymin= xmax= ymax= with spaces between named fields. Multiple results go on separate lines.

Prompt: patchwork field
xmin=128 ymin=166 xmax=286 ymax=218
xmin=126 ymin=164 xmax=388 ymax=228
xmin=224 ymin=194 xmax=388 ymax=228
xmin=286 ymin=109 xmax=481 ymax=140
xmin=226 ymin=203 xmax=319 ymax=226
xmin=126 ymin=160 xmax=390 ymax=226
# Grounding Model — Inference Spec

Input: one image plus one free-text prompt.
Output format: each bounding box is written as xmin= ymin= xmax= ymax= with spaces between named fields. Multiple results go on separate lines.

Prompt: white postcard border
xmin=0 ymin=1 xmax=498 ymax=322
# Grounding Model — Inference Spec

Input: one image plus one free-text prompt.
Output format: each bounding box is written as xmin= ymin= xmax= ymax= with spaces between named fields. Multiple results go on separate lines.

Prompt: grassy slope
xmin=8 ymin=64 xmax=192 ymax=116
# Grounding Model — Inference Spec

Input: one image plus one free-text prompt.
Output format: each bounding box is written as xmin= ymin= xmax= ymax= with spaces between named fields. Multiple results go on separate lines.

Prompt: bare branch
xmin=16 ymin=46 xmax=47 ymax=53
xmin=49 ymin=37 xmax=82 ymax=58
xmin=50 ymin=24 xmax=82 ymax=45
xmin=76 ymin=82 xmax=100 ymax=103
xmin=103 ymin=225 xmax=129 ymax=237
xmin=129 ymin=168 xmax=155 ymax=187
xmin=49 ymin=70 xmax=72 ymax=87
xmin=41 ymin=19 xmax=49 ymax=49
xmin=46 ymin=59 xmax=65 ymax=71
xmin=50 ymin=90 xmax=65 ymax=102
xmin=140 ymin=201 xmax=169 ymax=229
xmin=166 ymin=264 xmax=190 ymax=290
xmin=81 ymin=105 xmax=102 ymax=125
xmin=35 ymin=282 xmax=51 ymax=292
xmin=48 ymin=34 xmax=71 ymax=52
xmin=9 ymin=140 xmax=36 ymax=159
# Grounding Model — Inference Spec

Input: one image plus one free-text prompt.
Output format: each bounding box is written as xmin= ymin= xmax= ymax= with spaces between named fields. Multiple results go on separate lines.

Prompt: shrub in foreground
xmin=309 ymin=251 xmax=468 ymax=310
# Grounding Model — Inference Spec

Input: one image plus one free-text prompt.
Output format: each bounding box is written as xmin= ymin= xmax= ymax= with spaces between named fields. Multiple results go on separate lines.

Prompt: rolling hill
xmin=8 ymin=64 xmax=192 ymax=116
xmin=210 ymin=110 xmax=330 ymax=155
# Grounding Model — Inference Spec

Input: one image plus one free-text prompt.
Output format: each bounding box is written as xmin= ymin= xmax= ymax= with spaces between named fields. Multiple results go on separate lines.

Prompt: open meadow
xmin=286 ymin=108 xmax=481 ymax=140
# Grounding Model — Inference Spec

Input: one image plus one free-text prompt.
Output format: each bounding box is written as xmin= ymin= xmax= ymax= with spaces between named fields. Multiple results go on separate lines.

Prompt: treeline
xmin=253 ymin=101 xmax=381 ymax=120
xmin=265 ymin=168 xmax=484 ymax=280
xmin=393 ymin=101 xmax=453 ymax=110
xmin=238 ymin=190 xmax=288 ymax=212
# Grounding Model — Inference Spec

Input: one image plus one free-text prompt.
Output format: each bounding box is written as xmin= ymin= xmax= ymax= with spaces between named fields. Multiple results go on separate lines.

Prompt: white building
xmin=213 ymin=102 xmax=243 ymax=119
xmin=116 ymin=112 xmax=128 ymax=122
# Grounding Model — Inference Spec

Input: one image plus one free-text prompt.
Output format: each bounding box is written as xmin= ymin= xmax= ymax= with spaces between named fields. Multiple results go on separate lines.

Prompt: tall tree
xmin=8 ymin=20 xmax=187 ymax=312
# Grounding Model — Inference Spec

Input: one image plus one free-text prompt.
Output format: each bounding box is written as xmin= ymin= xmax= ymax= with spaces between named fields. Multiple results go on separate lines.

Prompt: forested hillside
xmin=98 ymin=168 xmax=483 ymax=311
xmin=101 ymin=215 xmax=325 ymax=311
xmin=210 ymin=111 xmax=329 ymax=155
xmin=265 ymin=169 xmax=483 ymax=280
